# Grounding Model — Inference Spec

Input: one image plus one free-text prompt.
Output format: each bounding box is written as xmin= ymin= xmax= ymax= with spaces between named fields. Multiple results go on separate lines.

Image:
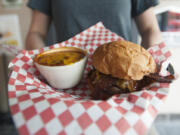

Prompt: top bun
xmin=92 ymin=40 xmax=156 ymax=80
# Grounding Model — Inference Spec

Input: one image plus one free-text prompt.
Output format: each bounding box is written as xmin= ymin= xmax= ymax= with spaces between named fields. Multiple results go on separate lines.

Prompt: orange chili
xmin=34 ymin=51 xmax=85 ymax=66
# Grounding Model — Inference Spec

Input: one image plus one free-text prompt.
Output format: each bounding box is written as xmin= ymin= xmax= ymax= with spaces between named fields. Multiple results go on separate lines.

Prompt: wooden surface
xmin=0 ymin=54 xmax=9 ymax=112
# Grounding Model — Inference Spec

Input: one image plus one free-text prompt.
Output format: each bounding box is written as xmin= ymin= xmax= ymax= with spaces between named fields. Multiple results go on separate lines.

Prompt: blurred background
xmin=0 ymin=0 xmax=180 ymax=135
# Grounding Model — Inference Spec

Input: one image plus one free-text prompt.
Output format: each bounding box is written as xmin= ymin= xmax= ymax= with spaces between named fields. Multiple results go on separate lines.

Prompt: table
xmin=0 ymin=53 xmax=13 ymax=113
xmin=159 ymin=48 xmax=180 ymax=114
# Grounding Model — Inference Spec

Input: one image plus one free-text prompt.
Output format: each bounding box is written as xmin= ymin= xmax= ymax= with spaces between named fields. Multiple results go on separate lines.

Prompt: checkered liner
xmin=8 ymin=22 xmax=172 ymax=135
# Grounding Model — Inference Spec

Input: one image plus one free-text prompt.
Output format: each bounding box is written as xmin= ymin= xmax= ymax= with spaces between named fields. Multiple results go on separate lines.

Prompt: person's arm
xmin=135 ymin=7 xmax=163 ymax=49
xmin=26 ymin=10 xmax=51 ymax=50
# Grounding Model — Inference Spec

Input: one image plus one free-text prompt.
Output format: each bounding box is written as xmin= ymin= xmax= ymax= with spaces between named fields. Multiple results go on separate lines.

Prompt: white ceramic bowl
xmin=34 ymin=47 xmax=88 ymax=89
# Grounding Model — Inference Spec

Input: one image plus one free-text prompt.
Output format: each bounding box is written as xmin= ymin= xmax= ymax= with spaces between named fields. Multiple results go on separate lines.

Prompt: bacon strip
xmin=88 ymin=69 xmax=175 ymax=100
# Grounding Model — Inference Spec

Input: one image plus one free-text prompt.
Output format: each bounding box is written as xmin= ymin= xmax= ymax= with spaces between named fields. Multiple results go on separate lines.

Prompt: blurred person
xmin=26 ymin=0 xmax=162 ymax=50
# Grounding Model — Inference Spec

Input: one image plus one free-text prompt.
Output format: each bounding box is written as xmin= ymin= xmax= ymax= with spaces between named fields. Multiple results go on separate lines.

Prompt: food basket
xmin=8 ymin=22 xmax=174 ymax=135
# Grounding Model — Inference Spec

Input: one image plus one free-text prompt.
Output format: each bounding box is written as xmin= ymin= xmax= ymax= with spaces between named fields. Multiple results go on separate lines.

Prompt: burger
xmin=88 ymin=40 xmax=174 ymax=100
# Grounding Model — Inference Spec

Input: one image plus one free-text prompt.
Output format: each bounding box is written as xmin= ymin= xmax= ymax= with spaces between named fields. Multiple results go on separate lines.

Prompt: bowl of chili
xmin=34 ymin=47 xmax=88 ymax=89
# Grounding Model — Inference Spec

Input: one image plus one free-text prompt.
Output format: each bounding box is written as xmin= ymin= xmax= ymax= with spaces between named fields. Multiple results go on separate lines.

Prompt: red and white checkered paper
xmin=8 ymin=22 xmax=172 ymax=135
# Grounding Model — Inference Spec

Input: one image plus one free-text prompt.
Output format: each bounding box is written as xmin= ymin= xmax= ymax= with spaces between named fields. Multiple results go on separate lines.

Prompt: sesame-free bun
xmin=92 ymin=40 xmax=156 ymax=80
